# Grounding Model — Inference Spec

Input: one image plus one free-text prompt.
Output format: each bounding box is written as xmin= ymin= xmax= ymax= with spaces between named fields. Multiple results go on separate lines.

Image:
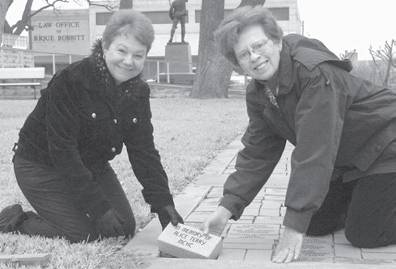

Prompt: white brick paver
xmin=217 ymin=249 xmax=246 ymax=261
xmin=335 ymin=244 xmax=362 ymax=259
xmin=244 ymin=249 xmax=273 ymax=261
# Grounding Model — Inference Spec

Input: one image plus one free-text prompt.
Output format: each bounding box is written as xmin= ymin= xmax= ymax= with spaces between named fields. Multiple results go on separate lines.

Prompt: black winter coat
xmin=15 ymin=41 xmax=174 ymax=219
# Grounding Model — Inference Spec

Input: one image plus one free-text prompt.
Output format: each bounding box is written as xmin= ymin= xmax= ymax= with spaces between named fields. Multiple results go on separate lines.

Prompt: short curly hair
xmin=214 ymin=6 xmax=283 ymax=68
xmin=102 ymin=10 xmax=154 ymax=52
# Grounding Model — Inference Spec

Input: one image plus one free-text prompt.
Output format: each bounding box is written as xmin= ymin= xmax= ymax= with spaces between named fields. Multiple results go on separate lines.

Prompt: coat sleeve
xmin=124 ymin=98 xmax=174 ymax=212
xmin=46 ymin=74 xmax=111 ymax=219
xmin=283 ymin=64 xmax=348 ymax=233
xmin=219 ymin=91 xmax=286 ymax=219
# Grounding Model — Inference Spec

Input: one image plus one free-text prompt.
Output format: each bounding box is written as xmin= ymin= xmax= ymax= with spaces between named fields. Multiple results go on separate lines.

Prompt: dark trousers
xmin=306 ymin=173 xmax=396 ymax=248
xmin=170 ymin=16 xmax=186 ymax=40
xmin=13 ymin=155 xmax=135 ymax=243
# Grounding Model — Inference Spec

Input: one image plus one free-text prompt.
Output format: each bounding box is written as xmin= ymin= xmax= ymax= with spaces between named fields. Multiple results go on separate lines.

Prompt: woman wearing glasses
xmin=203 ymin=6 xmax=396 ymax=263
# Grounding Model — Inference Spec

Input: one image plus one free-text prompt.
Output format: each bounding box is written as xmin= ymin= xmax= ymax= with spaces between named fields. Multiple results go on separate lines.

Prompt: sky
xmin=6 ymin=0 xmax=396 ymax=60
xmin=297 ymin=0 xmax=396 ymax=60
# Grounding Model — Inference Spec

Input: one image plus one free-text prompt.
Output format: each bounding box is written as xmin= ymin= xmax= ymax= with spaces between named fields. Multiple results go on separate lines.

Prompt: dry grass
xmin=0 ymin=97 xmax=247 ymax=268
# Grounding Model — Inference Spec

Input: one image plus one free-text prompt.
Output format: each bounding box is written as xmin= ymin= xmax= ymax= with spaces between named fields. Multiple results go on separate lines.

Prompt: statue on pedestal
xmin=168 ymin=0 xmax=188 ymax=44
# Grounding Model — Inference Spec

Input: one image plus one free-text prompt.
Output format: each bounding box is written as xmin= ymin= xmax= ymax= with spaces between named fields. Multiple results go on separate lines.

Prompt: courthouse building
xmin=30 ymin=0 xmax=302 ymax=58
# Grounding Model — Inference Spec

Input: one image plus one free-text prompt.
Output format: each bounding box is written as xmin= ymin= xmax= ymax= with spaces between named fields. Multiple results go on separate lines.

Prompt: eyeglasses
xmin=236 ymin=39 xmax=273 ymax=63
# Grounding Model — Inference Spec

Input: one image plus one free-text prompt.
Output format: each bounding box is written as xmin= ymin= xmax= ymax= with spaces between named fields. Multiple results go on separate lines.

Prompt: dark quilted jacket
xmin=15 ymin=41 xmax=174 ymax=219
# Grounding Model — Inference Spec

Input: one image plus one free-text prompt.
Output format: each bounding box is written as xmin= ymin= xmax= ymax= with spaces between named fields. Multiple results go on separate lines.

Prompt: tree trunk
xmin=0 ymin=0 xmax=12 ymax=45
xmin=191 ymin=0 xmax=266 ymax=98
xmin=190 ymin=0 xmax=231 ymax=98
xmin=119 ymin=0 xmax=132 ymax=9
xmin=12 ymin=0 xmax=33 ymax=36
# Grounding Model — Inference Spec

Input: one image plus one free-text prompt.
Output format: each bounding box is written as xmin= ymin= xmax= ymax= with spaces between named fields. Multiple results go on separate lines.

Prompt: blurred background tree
xmin=369 ymin=39 xmax=395 ymax=87
xmin=191 ymin=0 xmax=265 ymax=98
xmin=1 ymin=0 xmax=118 ymax=44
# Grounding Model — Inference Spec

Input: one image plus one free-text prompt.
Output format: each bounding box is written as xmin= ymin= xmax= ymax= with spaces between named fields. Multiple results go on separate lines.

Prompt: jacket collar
xmin=277 ymin=41 xmax=295 ymax=95
xmin=291 ymin=36 xmax=353 ymax=72
xmin=87 ymin=40 xmax=149 ymax=98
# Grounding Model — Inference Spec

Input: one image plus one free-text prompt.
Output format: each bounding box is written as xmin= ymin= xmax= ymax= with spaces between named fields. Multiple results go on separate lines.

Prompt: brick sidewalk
xmin=124 ymin=136 xmax=396 ymax=268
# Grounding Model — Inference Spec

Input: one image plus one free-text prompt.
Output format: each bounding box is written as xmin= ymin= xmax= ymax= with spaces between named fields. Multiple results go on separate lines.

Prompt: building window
xmin=195 ymin=7 xmax=289 ymax=23
xmin=143 ymin=11 xmax=189 ymax=24
xmin=96 ymin=12 xmax=113 ymax=25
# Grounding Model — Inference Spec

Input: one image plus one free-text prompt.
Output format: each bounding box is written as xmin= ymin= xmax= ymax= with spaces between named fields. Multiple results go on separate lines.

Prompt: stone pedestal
xmin=165 ymin=42 xmax=192 ymax=73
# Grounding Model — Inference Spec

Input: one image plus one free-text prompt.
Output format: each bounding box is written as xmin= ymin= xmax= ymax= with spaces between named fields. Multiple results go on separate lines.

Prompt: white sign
xmin=31 ymin=10 xmax=90 ymax=55
xmin=158 ymin=223 xmax=223 ymax=259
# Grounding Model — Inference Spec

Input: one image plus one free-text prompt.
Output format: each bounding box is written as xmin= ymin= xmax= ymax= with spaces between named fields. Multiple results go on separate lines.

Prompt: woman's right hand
xmin=202 ymin=206 xmax=232 ymax=236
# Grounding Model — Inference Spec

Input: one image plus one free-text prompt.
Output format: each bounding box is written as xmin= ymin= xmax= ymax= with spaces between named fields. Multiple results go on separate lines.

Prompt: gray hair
xmin=214 ymin=6 xmax=283 ymax=67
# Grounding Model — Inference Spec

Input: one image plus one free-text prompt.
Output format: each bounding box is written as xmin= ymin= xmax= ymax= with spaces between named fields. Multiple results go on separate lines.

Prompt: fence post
xmin=69 ymin=54 xmax=72 ymax=64
xmin=52 ymin=54 xmax=56 ymax=75
xmin=20 ymin=51 xmax=25 ymax=67
xmin=156 ymin=60 xmax=160 ymax=83
xmin=0 ymin=49 xmax=3 ymax=68
xmin=166 ymin=62 xmax=170 ymax=84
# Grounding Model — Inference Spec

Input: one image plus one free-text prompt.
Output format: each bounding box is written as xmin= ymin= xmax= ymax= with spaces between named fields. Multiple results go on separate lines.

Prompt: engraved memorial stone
xmin=158 ymin=223 xmax=223 ymax=259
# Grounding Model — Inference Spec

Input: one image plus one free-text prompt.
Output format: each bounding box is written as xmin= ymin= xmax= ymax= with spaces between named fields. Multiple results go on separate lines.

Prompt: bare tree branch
xmin=0 ymin=0 xmax=13 ymax=44
xmin=5 ymin=0 xmax=116 ymax=35
xmin=389 ymin=40 xmax=396 ymax=68
xmin=340 ymin=49 xmax=356 ymax=60
xmin=86 ymin=0 xmax=116 ymax=11
xmin=9 ymin=0 xmax=68 ymax=34
xmin=369 ymin=45 xmax=384 ymax=82
xmin=369 ymin=40 xmax=395 ymax=87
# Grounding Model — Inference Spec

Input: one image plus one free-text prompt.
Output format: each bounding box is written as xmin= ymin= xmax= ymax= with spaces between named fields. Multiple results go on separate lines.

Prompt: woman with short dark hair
xmin=0 ymin=9 xmax=183 ymax=243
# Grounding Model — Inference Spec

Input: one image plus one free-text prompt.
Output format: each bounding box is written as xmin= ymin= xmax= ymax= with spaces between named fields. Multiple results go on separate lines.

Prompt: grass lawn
xmin=0 ymin=97 xmax=247 ymax=268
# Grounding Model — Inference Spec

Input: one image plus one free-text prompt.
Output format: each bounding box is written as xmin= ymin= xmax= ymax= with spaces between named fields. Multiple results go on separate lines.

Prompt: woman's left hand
xmin=157 ymin=205 xmax=184 ymax=230
xmin=272 ymin=226 xmax=303 ymax=263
